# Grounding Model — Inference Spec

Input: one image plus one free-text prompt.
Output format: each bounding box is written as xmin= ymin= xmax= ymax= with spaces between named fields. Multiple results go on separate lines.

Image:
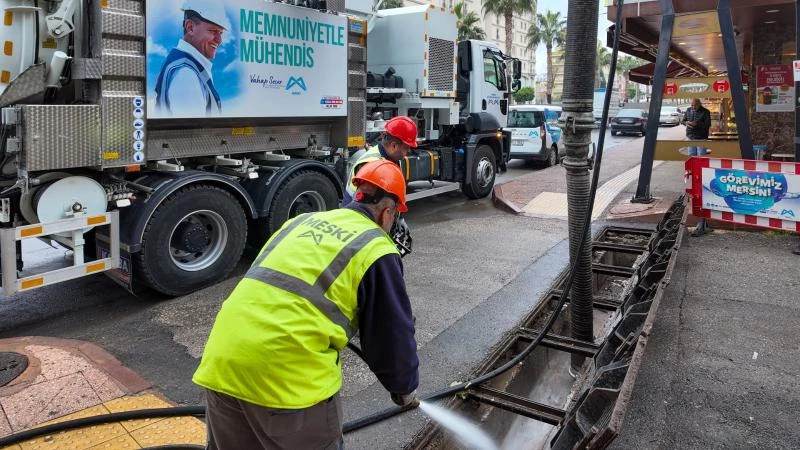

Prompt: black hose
xmin=343 ymin=0 xmax=626 ymax=434
xmin=34 ymin=1 xmax=40 ymax=64
xmin=141 ymin=446 xmax=205 ymax=450
xmin=0 ymin=406 xmax=205 ymax=447
xmin=0 ymin=2 xmax=627 ymax=444
xmin=107 ymin=173 xmax=155 ymax=194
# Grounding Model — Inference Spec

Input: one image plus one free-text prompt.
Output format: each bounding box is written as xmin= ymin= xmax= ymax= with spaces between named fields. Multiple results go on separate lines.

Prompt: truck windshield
xmin=483 ymin=51 xmax=507 ymax=91
xmin=508 ymin=111 xmax=543 ymax=128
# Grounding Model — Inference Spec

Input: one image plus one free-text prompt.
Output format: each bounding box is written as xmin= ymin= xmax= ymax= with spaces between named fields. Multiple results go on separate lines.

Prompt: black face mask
xmin=390 ymin=215 xmax=412 ymax=258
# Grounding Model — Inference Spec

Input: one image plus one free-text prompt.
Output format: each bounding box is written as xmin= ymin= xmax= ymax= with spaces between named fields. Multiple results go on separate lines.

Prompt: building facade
xmin=404 ymin=0 xmax=538 ymax=87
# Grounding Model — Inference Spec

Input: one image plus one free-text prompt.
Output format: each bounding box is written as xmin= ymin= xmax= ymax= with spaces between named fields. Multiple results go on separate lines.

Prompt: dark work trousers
xmin=205 ymin=389 xmax=344 ymax=450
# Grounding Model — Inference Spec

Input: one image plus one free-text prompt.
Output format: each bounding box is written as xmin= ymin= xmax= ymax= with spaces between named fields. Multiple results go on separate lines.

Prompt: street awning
xmin=629 ymin=61 xmax=694 ymax=85
xmin=629 ymin=62 xmax=750 ymax=86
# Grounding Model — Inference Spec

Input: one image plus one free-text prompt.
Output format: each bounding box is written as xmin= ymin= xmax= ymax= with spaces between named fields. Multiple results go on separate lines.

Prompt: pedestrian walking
xmin=342 ymin=116 xmax=418 ymax=206
xmin=193 ymin=160 xmax=419 ymax=450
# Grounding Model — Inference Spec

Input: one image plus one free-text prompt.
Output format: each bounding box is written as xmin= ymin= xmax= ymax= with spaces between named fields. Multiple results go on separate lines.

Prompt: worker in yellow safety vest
xmin=193 ymin=160 xmax=420 ymax=450
xmin=341 ymin=115 xmax=418 ymax=206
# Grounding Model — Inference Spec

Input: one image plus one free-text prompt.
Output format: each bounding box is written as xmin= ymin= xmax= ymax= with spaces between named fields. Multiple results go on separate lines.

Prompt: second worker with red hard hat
xmin=342 ymin=115 xmax=418 ymax=206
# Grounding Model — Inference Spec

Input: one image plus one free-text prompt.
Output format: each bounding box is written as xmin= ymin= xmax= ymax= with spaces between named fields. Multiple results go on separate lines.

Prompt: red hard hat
xmin=384 ymin=116 xmax=418 ymax=148
xmin=352 ymin=160 xmax=408 ymax=212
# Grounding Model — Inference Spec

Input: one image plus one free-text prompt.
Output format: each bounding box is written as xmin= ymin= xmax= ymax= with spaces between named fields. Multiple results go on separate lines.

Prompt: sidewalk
xmin=611 ymin=229 xmax=800 ymax=448
xmin=0 ymin=337 xmax=205 ymax=449
xmin=494 ymin=126 xmax=688 ymax=223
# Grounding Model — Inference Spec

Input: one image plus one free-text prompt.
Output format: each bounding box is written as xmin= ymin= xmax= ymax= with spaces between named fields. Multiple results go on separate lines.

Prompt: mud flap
xmin=96 ymin=240 xmax=134 ymax=294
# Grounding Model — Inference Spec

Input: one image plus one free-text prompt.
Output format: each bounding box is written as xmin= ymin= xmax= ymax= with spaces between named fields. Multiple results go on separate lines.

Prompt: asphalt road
xmin=0 ymin=128 xmax=642 ymax=409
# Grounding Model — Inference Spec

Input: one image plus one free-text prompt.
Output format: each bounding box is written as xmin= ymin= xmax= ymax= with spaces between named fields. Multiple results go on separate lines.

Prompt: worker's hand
xmin=390 ymin=390 xmax=419 ymax=409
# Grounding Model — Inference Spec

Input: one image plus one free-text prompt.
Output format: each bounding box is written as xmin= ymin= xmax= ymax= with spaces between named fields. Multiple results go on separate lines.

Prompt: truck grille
xmin=427 ymin=38 xmax=455 ymax=93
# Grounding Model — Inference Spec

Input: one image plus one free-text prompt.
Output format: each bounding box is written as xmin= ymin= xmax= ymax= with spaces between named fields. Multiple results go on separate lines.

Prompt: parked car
xmin=610 ymin=109 xmax=648 ymax=136
xmin=659 ymin=106 xmax=682 ymax=126
xmin=506 ymin=105 xmax=563 ymax=167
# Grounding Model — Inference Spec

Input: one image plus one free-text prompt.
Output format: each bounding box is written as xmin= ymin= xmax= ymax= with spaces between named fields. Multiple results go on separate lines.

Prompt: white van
xmin=506 ymin=105 xmax=563 ymax=167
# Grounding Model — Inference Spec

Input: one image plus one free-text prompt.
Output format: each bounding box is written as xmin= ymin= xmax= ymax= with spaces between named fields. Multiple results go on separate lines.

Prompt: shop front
xmin=605 ymin=0 xmax=798 ymax=201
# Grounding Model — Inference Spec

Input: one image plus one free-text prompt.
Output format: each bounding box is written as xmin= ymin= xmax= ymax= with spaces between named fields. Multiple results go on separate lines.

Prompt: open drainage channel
xmin=410 ymin=197 xmax=687 ymax=450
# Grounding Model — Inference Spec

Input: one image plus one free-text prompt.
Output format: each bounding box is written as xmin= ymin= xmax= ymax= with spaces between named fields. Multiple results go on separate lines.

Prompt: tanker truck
xmin=0 ymin=0 xmax=519 ymax=296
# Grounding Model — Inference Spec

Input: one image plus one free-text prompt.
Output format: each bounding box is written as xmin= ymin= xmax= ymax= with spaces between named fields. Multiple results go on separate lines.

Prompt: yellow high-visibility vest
xmin=193 ymin=208 xmax=398 ymax=409
xmin=345 ymin=145 xmax=384 ymax=198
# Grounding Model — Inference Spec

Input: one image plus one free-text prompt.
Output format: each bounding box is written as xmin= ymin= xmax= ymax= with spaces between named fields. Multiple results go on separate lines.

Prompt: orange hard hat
xmin=384 ymin=116 xmax=418 ymax=148
xmin=352 ymin=160 xmax=408 ymax=212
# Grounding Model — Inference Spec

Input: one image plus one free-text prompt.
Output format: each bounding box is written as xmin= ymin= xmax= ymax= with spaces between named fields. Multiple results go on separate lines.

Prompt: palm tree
xmin=482 ymin=0 xmax=536 ymax=59
xmin=595 ymin=41 xmax=611 ymax=89
xmin=527 ymin=10 xmax=565 ymax=104
xmin=378 ymin=0 xmax=404 ymax=10
xmin=454 ymin=2 xmax=486 ymax=41
xmin=616 ymin=55 xmax=642 ymax=102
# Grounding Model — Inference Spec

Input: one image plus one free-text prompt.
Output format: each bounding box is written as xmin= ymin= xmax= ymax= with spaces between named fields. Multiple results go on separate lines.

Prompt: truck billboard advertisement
xmin=145 ymin=1 xmax=348 ymax=119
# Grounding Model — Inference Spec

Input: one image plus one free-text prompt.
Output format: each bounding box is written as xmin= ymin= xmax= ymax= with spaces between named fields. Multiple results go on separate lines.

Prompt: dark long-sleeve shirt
xmin=683 ymin=106 xmax=711 ymax=139
xmin=347 ymin=203 xmax=419 ymax=395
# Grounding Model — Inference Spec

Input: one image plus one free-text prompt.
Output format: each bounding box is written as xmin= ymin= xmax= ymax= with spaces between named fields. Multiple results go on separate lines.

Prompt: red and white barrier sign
xmin=685 ymin=157 xmax=800 ymax=232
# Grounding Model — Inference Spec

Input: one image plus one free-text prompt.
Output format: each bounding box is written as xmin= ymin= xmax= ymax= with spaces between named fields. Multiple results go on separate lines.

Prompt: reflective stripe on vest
xmin=245 ymin=225 xmax=385 ymax=337
xmin=345 ymin=146 xmax=384 ymax=197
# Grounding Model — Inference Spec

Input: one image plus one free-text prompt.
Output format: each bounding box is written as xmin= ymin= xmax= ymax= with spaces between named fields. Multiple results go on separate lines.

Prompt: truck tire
xmin=137 ymin=185 xmax=247 ymax=296
xmin=253 ymin=170 xmax=339 ymax=244
xmin=462 ymin=145 xmax=497 ymax=199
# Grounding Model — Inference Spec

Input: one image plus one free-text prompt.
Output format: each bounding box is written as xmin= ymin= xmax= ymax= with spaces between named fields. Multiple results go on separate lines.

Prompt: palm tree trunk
xmin=546 ymin=44 xmax=553 ymax=104
xmin=504 ymin=9 xmax=513 ymax=56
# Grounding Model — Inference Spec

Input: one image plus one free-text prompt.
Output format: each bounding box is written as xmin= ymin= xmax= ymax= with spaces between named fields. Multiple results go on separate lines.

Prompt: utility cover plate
xmin=0 ymin=352 xmax=28 ymax=386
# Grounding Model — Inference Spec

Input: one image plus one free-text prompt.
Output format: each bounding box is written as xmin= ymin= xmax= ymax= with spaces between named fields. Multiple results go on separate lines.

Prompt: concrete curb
xmin=491 ymin=184 xmax=524 ymax=215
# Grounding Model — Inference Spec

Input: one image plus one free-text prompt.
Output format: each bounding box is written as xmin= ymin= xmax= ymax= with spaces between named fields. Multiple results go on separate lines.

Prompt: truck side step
xmin=0 ymin=212 xmax=120 ymax=296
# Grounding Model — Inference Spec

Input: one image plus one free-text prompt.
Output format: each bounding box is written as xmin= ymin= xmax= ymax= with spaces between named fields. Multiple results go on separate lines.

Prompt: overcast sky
xmin=533 ymin=1 xmax=613 ymax=76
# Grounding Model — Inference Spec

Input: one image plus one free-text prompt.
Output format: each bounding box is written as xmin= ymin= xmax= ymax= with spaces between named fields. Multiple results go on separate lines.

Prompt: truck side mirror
xmin=512 ymin=79 xmax=521 ymax=93
xmin=512 ymin=60 xmax=522 ymax=80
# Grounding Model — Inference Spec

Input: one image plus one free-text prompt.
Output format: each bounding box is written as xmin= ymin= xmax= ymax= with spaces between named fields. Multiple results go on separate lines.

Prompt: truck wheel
xmin=138 ymin=185 xmax=247 ymax=296
xmin=462 ymin=145 xmax=497 ymax=199
xmin=254 ymin=170 xmax=339 ymax=244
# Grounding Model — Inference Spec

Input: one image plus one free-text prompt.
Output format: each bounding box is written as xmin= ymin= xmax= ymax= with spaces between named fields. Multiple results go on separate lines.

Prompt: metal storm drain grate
xmin=0 ymin=352 xmax=28 ymax=386
xmin=410 ymin=196 xmax=688 ymax=450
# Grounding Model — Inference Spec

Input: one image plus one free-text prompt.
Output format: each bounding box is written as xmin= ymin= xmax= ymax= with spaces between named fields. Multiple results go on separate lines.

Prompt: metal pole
xmin=633 ymin=0 xmax=673 ymax=203
xmin=796 ymin=0 xmax=800 ymax=162
xmin=561 ymin=0 xmax=598 ymax=372
xmin=718 ymin=0 xmax=754 ymax=159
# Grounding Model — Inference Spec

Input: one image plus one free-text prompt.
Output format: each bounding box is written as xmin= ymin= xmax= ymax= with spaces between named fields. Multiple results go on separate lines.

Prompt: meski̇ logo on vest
xmin=146 ymin=0 xmax=347 ymax=119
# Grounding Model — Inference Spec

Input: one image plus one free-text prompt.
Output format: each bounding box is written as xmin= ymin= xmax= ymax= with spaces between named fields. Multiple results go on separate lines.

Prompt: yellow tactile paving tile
xmin=102 ymin=394 xmax=172 ymax=432
xmin=4 ymin=405 xmax=127 ymax=450
xmin=129 ymin=417 xmax=206 ymax=448
xmin=18 ymin=424 xmax=128 ymax=450
xmin=86 ymin=435 xmax=140 ymax=449
xmin=0 ymin=395 xmax=207 ymax=450
xmin=522 ymin=191 xmax=569 ymax=217
xmin=36 ymin=406 xmax=111 ymax=427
